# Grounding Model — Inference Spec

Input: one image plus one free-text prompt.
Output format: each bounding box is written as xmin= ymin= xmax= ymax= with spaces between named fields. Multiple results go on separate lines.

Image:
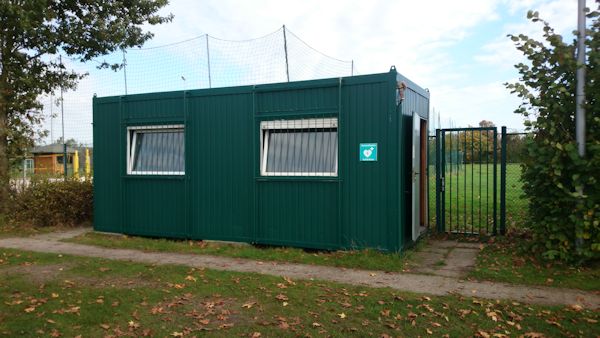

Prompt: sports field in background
xmin=428 ymin=163 xmax=527 ymax=233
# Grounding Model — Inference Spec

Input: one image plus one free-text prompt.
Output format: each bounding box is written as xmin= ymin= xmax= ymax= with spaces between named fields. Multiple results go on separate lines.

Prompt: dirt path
xmin=0 ymin=230 xmax=598 ymax=309
xmin=408 ymin=240 xmax=480 ymax=278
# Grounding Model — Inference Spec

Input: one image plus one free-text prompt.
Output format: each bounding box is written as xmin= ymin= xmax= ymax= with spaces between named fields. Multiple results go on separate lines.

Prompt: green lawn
xmin=66 ymin=232 xmax=416 ymax=272
xmin=1 ymin=249 xmax=597 ymax=337
xmin=469 ymin=237 xmax=600 ymax=291
xmin=428 ymin=163 xmax=527 ymax=233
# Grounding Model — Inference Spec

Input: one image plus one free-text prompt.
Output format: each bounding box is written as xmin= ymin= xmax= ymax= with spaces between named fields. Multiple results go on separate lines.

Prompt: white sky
xmin=43 ymin=0 xmax=581 ymax=144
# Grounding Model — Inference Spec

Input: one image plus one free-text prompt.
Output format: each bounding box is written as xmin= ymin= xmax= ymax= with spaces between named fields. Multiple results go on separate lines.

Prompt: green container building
xmin=93 ymin=67 xmax=430 ymax=251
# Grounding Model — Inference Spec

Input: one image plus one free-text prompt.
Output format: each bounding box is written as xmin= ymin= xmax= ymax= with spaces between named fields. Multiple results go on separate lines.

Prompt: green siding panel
xmin=256 ymin=181 xmax=338 ymax=249
xmin=93 ymin=100 xmax=122 ymax=233
xmin=188 ymin=94 xmax=254 ymax=241
xmin=124 ymin=178 xmax=187 ymax=237
xmin=341 ymin=79 xmax=400 ymax=250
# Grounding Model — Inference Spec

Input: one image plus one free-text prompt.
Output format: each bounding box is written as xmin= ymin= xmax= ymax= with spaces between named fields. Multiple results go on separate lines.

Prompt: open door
xmin=411 ymin=114 xmax=421 ymax=241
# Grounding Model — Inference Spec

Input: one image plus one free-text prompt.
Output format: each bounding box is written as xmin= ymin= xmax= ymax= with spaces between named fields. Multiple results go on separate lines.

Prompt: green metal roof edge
xmin=93 ymin=71 xmax=399 ymax=104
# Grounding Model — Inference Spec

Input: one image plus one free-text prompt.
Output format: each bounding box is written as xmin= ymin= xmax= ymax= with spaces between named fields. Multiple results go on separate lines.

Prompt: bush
xmin=507 ymin=8 xmax=599 ymax=263
xmin=9 ymin=179 xmax=93 ymax=227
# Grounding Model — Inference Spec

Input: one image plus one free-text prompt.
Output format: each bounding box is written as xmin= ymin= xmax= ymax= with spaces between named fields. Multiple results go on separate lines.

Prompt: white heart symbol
xmin=363 ymin=149 xmax=372 ymax=157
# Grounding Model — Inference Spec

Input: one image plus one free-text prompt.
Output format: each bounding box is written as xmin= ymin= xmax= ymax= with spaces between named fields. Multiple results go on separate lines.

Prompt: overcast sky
xmin=45 ymin=0 xmax=580 ymax=144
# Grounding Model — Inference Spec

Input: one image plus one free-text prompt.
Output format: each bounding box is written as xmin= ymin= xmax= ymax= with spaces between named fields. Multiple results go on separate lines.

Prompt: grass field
xmin=469 ymin=237 xmax=600 ymax=291
xmin=428 ymin=163 xmax=527 ymax=233
xmin=1 ymin=249 xmax=598 ymax=337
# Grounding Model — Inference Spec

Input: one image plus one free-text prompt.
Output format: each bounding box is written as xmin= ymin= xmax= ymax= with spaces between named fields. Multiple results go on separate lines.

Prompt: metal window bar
xmin=260 ymin=117 xmax=338 ymax=177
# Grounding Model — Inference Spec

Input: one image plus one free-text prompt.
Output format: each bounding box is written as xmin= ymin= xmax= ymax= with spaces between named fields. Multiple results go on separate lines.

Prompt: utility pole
xmin=575 ymin=0 xmax=587 ymax=252
xmin=576 ymin=0 xmax=586 ymax=157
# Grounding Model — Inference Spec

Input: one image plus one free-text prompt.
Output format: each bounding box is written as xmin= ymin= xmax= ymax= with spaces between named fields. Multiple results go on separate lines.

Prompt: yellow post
xmin=85 ymin=148 xmax=91 ymax=180
xmin=73 ymin=150 xmax=79 ymax=179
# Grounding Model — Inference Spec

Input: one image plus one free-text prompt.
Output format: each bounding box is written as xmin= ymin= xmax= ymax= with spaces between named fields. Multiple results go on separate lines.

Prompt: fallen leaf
xmin=251 ymin=332 xmax=261 ymax=338
xmin=545 ymin=319 xmax=561 ymax=327
xmin=338 ymin=313 xmax=346 ymax=319
xmin=570 ymin=304 xmax=583 ymax=312
xmin=477 ymin=330 xmax=490 ymax=338
xmin=521 ymin=332 xmax=545 ymax=338
xmin=242 ymin=302 xmax=256 ymax=309
xmin=51 ymin=293 xmax=59 ymax=298
xmin=24 ymin=307 xmax=35 ymax=313
xmin=185 ymin=275 xmax=197 ymax=282
xmin=275 ymin=294 xmax=288 ymax=301
xmin=100 ymin=324 xmax=110 ymax=330
xmin=426 ymin=328 xmax=433 ymax=334
xmin=312 ymin=322 xmax=322 ymax=327
xmin=170 ymin=332 xmax=183 ymax=337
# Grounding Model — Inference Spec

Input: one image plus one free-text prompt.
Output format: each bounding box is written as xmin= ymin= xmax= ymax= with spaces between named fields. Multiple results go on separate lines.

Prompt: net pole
xmin=206 ymin=34 xmax=212 ymax=88
xmin=122 ymin=49 xmax=128 ymax=95
xmin=283 ymin=25 xmax=290 ymax=82
xmin=59 ymin=55 xmax=67 ymax=180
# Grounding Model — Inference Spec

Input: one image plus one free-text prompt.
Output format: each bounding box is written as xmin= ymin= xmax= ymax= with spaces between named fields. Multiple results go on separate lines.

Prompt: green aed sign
xmin=359 ymin=143 xmax=378 ymax=161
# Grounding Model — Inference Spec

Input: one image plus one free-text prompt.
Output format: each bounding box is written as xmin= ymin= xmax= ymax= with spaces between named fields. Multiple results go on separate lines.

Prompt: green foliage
xmin=506 ymin=6 xmax=600 ymax=263
xmin=0 ymin=0 xmax=172 ymax=212
xmin=8 ymin=179 xmax=93 ymax=227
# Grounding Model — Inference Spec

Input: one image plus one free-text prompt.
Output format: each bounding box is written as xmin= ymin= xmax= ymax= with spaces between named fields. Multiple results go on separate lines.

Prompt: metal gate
xmin=434 ymin=127 xmax=504 ymax=235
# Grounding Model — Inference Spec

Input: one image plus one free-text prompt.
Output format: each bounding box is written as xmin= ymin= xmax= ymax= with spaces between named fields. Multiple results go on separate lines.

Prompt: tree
xmin=0 ymin=0 xmax=172 ymax=211
xmin=506 ymin=6 xmax=599 ymax=262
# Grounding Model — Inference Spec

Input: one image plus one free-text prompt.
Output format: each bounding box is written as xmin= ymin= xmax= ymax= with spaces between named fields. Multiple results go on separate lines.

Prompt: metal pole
xmin=206 ymin=34 xmax=212 ymax=88
xmin=500 ymin=126 xmax=507 ymax=235
xmin=492 ymin=128 xmax=498 ymax=235
xmin=351 ymin=60 xmax=354 ymax=76
xmin=576 ymin=0 xmax=586 ymax=157
xmin=50 ymin=93 xmax=53 ymax=143
xmin=575 ymin=0 xmax=586 ymax=252
xmin=59 ymin=55 xmax=67 ymax=180
xmin=122 ymin=49 xmax=128 ymax=95
xmin=283 ymin=25 xmax=290 ymax=82
xmin=435 ymin=129 xmax=441 ymax=232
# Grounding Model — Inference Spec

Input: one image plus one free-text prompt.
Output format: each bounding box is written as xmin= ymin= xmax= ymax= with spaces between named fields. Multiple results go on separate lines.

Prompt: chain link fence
xmin=501 ymin=132 xmax=529 ymax=229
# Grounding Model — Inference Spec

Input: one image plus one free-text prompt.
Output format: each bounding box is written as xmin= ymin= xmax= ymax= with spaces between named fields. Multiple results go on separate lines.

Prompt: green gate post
xmin=439 ymin=130 xmax=446 ymax=232
xmin=492 ymin=128 xmax=498 ymax=235
xmin=500 ymin=126 xmax=507 ymax=235
xmin=435 ymin=129 xmax=441 ymax=232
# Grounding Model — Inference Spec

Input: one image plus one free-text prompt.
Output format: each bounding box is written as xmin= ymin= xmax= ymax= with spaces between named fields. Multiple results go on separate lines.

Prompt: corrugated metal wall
xmin=93 ymin=70 xmax=429 ymax=251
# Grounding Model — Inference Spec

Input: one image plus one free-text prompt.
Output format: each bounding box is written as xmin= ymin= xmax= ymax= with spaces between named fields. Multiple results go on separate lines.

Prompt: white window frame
xmin=127 ymin=124 xmax=185 ymax=176
xmin=260 ymin=118 xmax=338 ymax=177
